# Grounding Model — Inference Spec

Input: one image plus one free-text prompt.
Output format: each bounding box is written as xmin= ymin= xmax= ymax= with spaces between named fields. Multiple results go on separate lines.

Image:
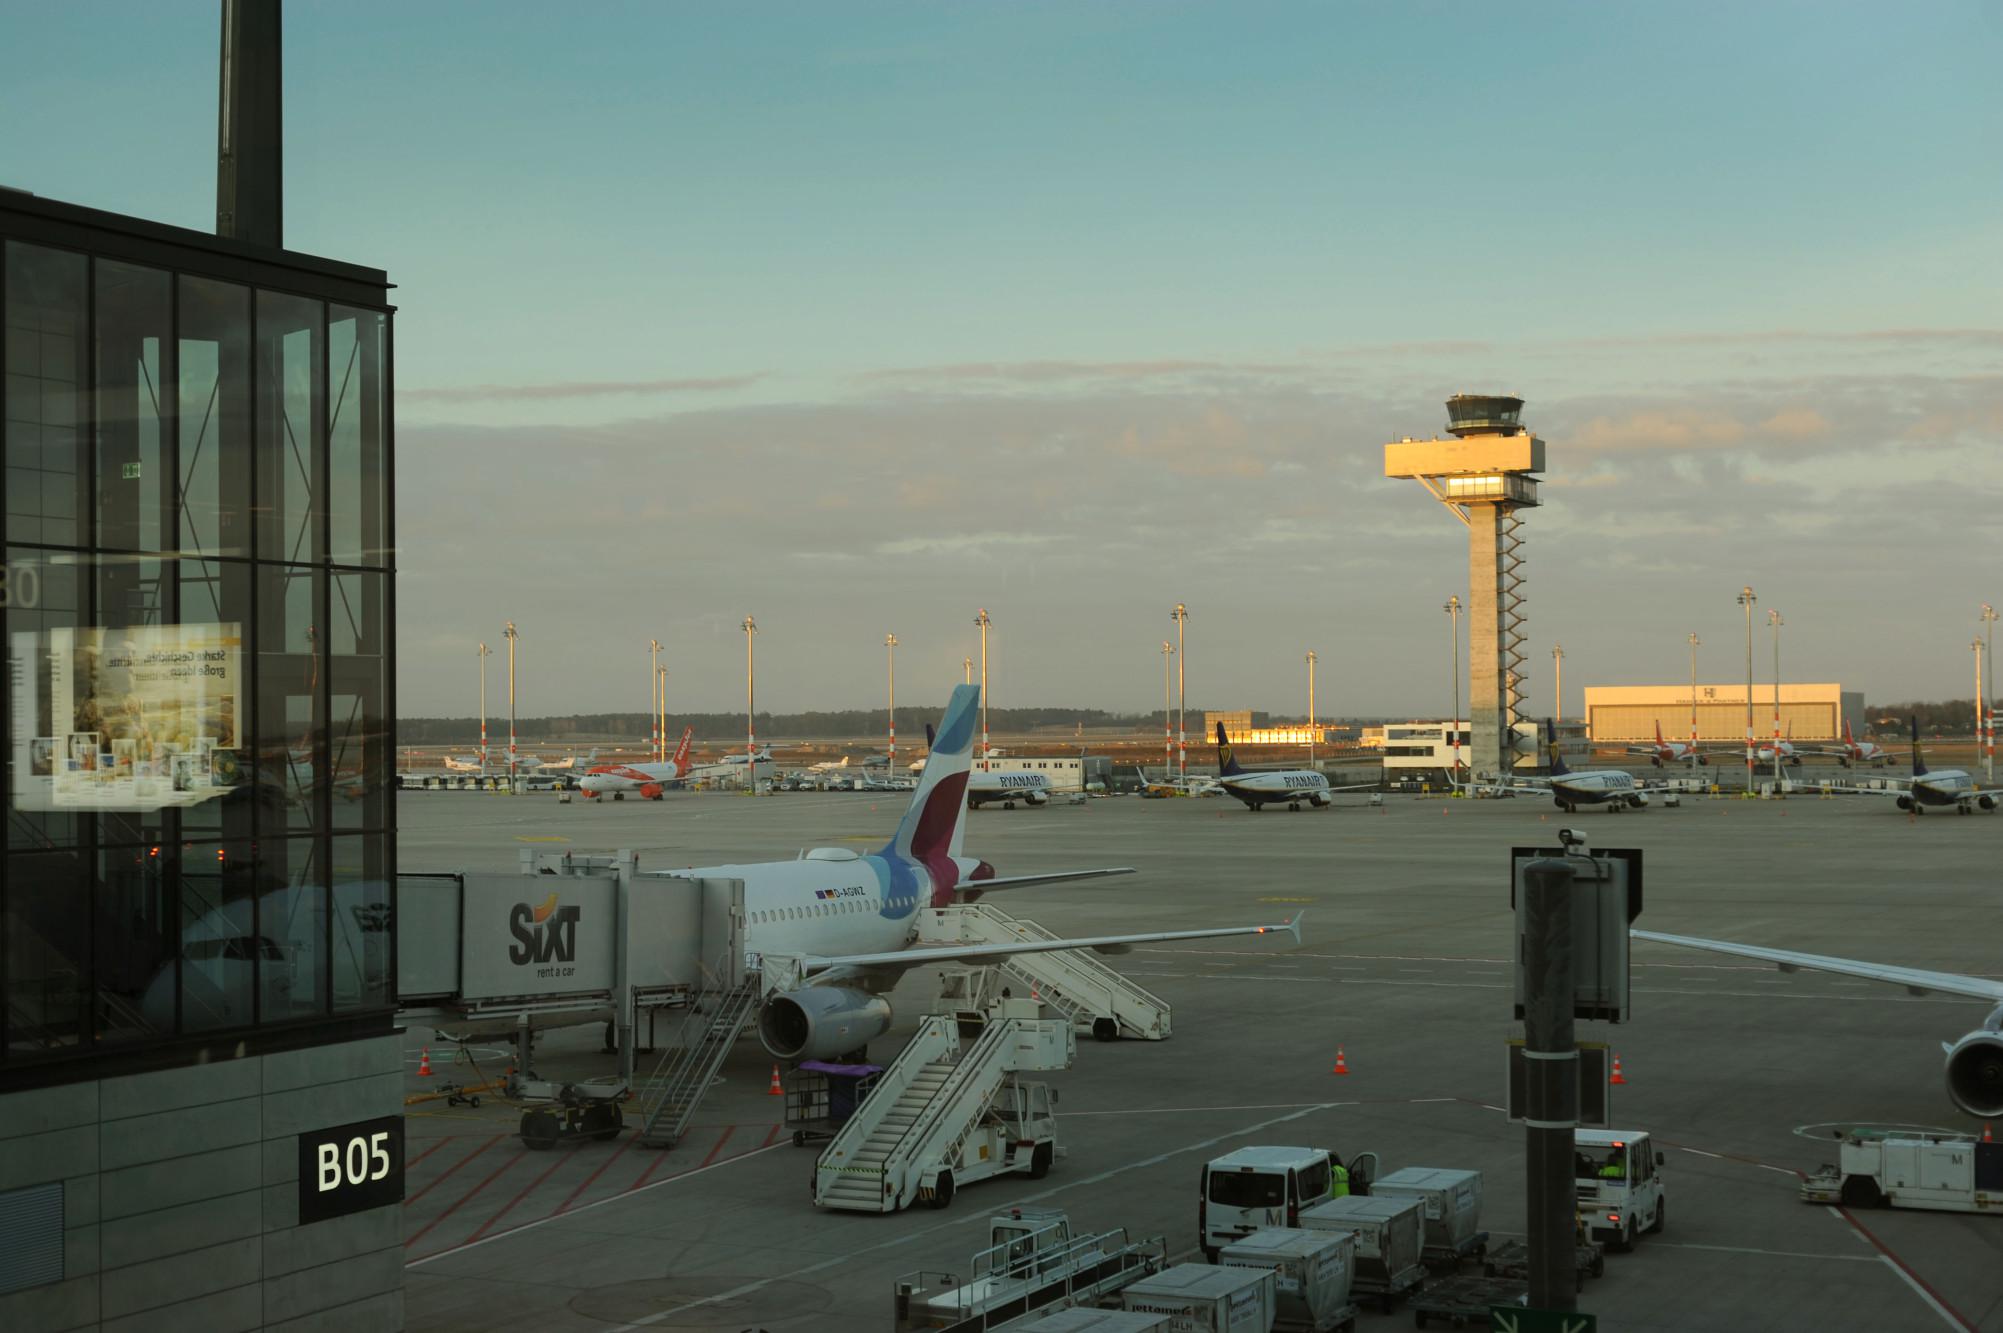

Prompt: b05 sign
xmin=298 ymin=1115 xmax=404 ymax=1224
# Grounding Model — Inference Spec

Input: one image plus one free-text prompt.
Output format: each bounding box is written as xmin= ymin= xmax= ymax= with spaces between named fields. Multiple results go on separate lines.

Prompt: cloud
xmin=1757 ymin=407 xmax=1831 ymax=439
xmin=398 ymin=374 xmax=763 ymax=403
xmin=1569 ymin=410 xmax=1747 ymax=452
xmin=860 ymin=359 xmax=1308 ymax=386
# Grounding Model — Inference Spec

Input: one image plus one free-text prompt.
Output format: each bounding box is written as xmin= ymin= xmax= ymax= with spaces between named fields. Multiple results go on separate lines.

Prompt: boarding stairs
xmin=815 ymin=1013 xmax=1072 ymax=1212
xmin=635 ymin=972 xmax=762 ymax=1148
xmin=920 ymin=904 xmax=1171 ymax=1040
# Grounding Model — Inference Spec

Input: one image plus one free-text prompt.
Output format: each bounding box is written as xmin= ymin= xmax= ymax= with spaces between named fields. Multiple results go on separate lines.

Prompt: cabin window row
xmin=749 ymin=895 xmax=922 ymax=924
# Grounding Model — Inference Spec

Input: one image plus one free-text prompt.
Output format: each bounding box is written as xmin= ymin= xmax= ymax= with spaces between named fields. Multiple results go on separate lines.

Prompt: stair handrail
xmin=817 ymin=1016 xmax=958 ymax=1172
xmin=965 ymin=904 xmax=1167 ymax=1014
xmin=871 ymin=1018 xmax=1019 ymax=1193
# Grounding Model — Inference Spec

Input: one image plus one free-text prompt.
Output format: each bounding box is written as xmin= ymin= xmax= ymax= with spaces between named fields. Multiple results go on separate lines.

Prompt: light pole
xmin=1552 ymin=643 xmax=1564 ymax=726
xmin=1161 ymin=640 xmax=1175 ymax=778
xmin=743 ymin=615 xmax=757 ymax=787
xmin=1172 ymin=603 xmax=1189 ymax=782
xmin=1444 ymin=597 xmax=1461 ymax=775
xmin=974 ymin=609 xmax=992 ymax=757
xmin=885 ymin=633 xmax=898 ymax=769
xmin=1982 ymin=604 xmax=1997 ymax=781
xmin=1738 ymin=587 xmax=1756 ymax=790
xmin=1768 ymin=609 xmax=1784 ymax=785
xmin=648 ymin=638 xmax=662 ymax=761
xmin=1975 ymin=638 xmax=1986 ymax=777
xmin=1306 ymin=650 xmax=1318 ymax=769
xmin=963 ymin=656 xmax=972 ymax=686
xmin=1687 ymin=632 xmax=1701 ymax=761
xmin=657 ymin=664 xmax=668 ymax=761
xmin=504 ymin=621 xmax=518 ymax=791
xmin=477 ymin=641 xmax=491 ymax=767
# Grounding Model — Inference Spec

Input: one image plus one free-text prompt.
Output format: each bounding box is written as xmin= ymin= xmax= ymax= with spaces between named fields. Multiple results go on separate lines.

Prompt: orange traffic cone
xmin=1610 ymin=1054 xmax=1627 ymax=1085
xmin=417 ymin=1047 xmax=432 ymax=1077
xmin=767 ymin=1064 xmax=784 ymax=1096
xmin=1331 ymin=1046 xmax=1351 ymax=1076
xmin=1984 ymin=1123 xmax=1993 ymax=1144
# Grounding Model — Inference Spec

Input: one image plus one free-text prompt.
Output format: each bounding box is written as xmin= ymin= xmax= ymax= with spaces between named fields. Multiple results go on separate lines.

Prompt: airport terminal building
xmin=2 ymin=193 xmax=401 ymax=1330
xmin=1582 ymin=683 xmax=1864 ymax=743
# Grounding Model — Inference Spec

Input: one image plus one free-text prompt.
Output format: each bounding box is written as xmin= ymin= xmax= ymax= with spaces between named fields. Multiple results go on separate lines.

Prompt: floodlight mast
xmin=1385 ymin=396 xmax=1544 ymax=781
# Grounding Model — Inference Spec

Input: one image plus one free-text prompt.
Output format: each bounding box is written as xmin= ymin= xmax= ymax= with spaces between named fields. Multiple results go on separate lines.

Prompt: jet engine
xmin=1627 ymin=792 xmax=1649 ymax=808
xmin=1979 ymin=794 xmax=1997 ymax=812
xmin=1945 ymin=1030 xmax=2003 ymax=1117
xmin=1896 ymin=794 xmax=1915 ymax=811
xmin=640 ymin=782 xmax=663 ymax=800
xmin=1024 ymin=789 xmax=1049 ymax=807
xmin=758 ymin=986 xmax=893 ymax=1060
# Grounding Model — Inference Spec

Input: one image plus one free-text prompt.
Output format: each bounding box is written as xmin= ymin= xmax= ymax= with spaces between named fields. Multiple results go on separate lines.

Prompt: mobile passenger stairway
xmin=815 ymin=1009 xmax=1074 ymax=1212
xmin=920 ymin=904 xmax=1172 ymax=1041
xmin=634 ymin=969 xmax=763 ymax=1148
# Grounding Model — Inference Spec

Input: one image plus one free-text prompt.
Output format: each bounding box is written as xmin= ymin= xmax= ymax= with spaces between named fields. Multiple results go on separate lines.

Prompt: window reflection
xmin=330 ymin=834 xmax=390 ymax=1012
xmin=257 ymin=292 xmax=323 ymax=564
xmin=178 ymin=276 xmax=251 ymax=559
xmin=96 ymin=260 xmax=173 ymax=553
xmin=5 ymin=243 xmax=88 ymax=548
xmin=328 ymin=307 xmax=387 ymax=567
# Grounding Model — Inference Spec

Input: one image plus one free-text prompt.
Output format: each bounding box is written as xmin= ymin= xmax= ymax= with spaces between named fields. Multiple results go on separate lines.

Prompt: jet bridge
xmin=395 ymin=849 xmax=748 ymax=1083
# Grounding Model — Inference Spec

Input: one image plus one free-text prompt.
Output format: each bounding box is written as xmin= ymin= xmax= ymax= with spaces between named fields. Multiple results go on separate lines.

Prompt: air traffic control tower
xmin=1385 ymin=395 xmax=1545 ymax=779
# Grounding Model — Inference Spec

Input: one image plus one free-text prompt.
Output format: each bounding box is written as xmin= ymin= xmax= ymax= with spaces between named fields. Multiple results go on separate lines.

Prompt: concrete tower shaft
xmin=1385 ymin=397 xmax=1545 ymax=778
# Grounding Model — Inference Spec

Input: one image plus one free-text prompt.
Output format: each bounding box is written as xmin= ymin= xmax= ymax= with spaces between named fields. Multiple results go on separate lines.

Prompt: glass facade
xmin=2 ymin=198 xmax=394 ymax=1079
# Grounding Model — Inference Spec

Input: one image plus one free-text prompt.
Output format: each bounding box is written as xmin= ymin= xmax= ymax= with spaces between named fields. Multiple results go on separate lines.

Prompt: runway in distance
xmin=647 ymin=685 xmax=1300 ymax=1060
xmin=1634 ymin=930 xmax=2003 ymax=1118
xmin=1211 ymin=723 xmax=1374 ymax=811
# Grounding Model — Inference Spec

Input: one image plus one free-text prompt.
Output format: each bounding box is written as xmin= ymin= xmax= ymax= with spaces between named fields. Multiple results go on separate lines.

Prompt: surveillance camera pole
xmin=1521 ymin=856 xmax=1580 ymax=1311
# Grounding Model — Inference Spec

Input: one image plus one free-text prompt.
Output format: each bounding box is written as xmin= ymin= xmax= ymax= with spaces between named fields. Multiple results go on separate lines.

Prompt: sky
xmin=5 ymin=2 xmax=2001 ymax=720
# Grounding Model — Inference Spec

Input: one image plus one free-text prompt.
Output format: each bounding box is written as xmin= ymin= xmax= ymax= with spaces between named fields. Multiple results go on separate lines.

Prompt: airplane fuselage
xmin=967 ymin=772 xmax=1051 ymax=808
xmin=1903 ymin=770 xmax=1997 ymax=813
xmin=1549 ymin=770 xmax=1649 ymax=811
xmin=1220 ymin=771 xmax=1334 ymax=810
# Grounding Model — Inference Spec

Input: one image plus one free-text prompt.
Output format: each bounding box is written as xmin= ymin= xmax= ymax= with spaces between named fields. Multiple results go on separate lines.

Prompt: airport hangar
xmin=1582 ymin=684 xmax=1865 ymax=743
xmin=1 ymin=189 xmax=401 ymax=1328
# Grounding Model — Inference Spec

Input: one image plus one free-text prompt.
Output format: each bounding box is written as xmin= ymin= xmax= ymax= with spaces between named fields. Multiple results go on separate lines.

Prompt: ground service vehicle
xmin=1802 ymin=1131 xmax=2003 ymax=1213
xmin=891 ymin=1206 xmax=1167 ymax=1331
xmin=1200 ymin=1146 xmax=1342 ymax=1262
xmin=1573 ymin=1128 xmax=1666 ymax=1250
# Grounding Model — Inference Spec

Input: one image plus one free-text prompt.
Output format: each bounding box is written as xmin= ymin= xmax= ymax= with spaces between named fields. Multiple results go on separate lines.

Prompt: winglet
xmin=1286 ymin=909 xmax=1305 ymax=945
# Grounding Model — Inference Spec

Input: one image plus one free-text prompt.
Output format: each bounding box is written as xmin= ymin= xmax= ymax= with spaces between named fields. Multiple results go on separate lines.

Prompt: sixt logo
xmin=508 ymin=892 xmax=580 ymax=967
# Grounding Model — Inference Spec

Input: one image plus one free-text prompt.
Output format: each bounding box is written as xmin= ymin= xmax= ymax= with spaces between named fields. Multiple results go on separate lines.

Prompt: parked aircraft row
xmin=1627 ymin=719 xmax=1895 ymax=769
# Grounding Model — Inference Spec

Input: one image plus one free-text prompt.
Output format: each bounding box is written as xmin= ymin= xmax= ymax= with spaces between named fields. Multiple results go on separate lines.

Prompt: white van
xmin=1574 ymin=1128 xmax=1666 ymax=1251
xmin=1198 ymin=1146 xmax=1340 ymax=1262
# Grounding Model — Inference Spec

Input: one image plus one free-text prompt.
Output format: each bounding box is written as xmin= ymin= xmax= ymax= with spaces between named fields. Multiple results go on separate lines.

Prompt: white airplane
xmin=578 ymin=728 xmax=695 ymax=800
xmin=1626 ymin=721 xmax=1713 ymax=768
xmin=967 ymin=770 xmax=1050 ymax=809
xmin=1211 ymin=723 xmax=1375 ymax=812
xmin=1811 ymin=719 xmax=1894 ymax=768
xmin=719 ymin=746 xmax=774 ymax=765
xmin=810 ymin=756 xmax=852 ymax=772
xmin=648 ymin=684 xmax=1301 ymax=1061
xmin=443 ymin=749 xmax=587 ymax=773
xmin=1632 ymin=930 xmax=2003 ymax=1118
xmin=1840 ymin=719 xmax=2001 ymax=815
xmin=1479 ymin=722 xmax=1651 ymax=812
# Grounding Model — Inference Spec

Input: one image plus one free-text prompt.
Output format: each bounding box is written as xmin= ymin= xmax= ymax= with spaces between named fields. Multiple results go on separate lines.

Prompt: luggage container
xmin=1119 ymin=1263 xmax=1278 ymax=1333
xmin=1298 ymin=1195 xmax=1425 ymax=1312
xmin=1221 ymin=1227 xmax=1356 ymax=1332
xmin=1003 ymin=1310 xmax=1173 ymax=1332
xmin=1368 ymin=1168 xmax=1486 ymax=1268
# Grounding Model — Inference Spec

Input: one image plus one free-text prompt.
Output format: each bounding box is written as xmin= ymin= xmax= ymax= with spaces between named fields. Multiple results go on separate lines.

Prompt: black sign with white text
xmin=297 ymin=1115 xmax=405 ymax=1225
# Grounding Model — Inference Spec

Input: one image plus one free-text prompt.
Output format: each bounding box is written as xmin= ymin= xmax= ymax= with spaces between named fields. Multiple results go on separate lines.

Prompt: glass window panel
xmin=256 ymin=563 xmax=322 ymax=833
xmin=3 ymin=848 xmax=89 ymax=1053
xmin=5 ymin=243 xmax=88 ymax=548
xmin=95 ymin=260 xmax=173 ymax=553
xmin=174 ymin=558 xmax=253 ymax=842
xmin=255 ymin=291 xmax=322 ymax=564
xmin=93 ymin=555 xmax=173 ymax=846
xmin=330 ymin=834 xmax=390 ymax=1013
xmin=329 ymin=573 xmax=385 ymax=830
xmin=176 ymin=836 xmax=255 ymax=1030
xmin=7 ymin=547 xmax=85 ymax=851
xmin=327 ymin=307 xmax=386 ymax=567
xmin=96 ymin=842 xmax=177 ymax=1043
xmin=259 ymin=836 xmax=327 ymax=1023
xmin=177 ymin=276 xmax=251 ymax=558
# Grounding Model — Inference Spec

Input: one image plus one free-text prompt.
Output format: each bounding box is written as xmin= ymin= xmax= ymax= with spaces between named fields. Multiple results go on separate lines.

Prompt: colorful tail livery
xmin=1547 ymin=720 xmax=1572 ymax=776
xmin=1214 ymin=722 xmax=1246 ymax=777
xmin=888 ymin=684 xmax=977 ymax=878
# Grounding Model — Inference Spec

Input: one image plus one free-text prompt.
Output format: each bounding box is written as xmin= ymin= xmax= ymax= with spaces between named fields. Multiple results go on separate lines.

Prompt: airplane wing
xmin=964 ymin=867 xmax=1135 ymax=892
xmin=802 ymin=912 xmax=1303 ymax=976
xmin=1631 ymin=929 xmax=2003 ymax=1002
xmin=1324 ymin=781 xmax=1380 ymax=793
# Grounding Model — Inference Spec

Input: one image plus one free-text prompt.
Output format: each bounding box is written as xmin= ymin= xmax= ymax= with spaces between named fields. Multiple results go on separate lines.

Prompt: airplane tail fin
xmin=891 ymin=685 xmax=978 ymax=866
xmin=1546 ymin=719 xmax=1571 ymax=776
xmin=1843 ymin=717 xmax=1854 ymax=745
xmin=1654 ymin=720 xmax=1665 ymax=747
xmin=671 ymin=726 xmax=693 ymax=772
xmin=1909 ymin=715 xmax=1928 ymax=776
xmin=1215 ymin=722 xmax=1246 ymax=777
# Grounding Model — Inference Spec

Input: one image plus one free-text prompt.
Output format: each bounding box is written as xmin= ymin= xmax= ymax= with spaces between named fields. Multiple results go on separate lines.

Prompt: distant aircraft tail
xmin=1843 ymin=717 xmax=1854 ymax=746
xmin=891 ymin=685 xmax=977 ymax=873
xmin=1546 ymin=719 xmax=1571 ymax=776
xmin=671 ymin=726 xmax=694 ymax=773
xmin=1654 ymin=720 xmax=1666 ymax=748
xmin=1909 ymin=715 xmax=1928 ymax=777
xmin=1215 ymin=722 xmax=1246 ymax=777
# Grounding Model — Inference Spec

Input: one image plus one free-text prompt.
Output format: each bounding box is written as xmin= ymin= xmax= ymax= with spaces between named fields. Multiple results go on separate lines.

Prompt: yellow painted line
xmin=514 ymin=835 xmax=570 ymax=843
xmin=841 ymin=835 xmax=879 ymax=842
xmin=1258 ymin=896 xmax=1316 ymax=903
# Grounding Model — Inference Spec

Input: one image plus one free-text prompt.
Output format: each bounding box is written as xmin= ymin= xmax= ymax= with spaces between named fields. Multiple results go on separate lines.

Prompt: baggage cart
xmin=784 ymin=1059 xmax=881 ymax=1146
xmin=1481 ymin=1237 xmax=1604 ymax=1290
xmin=1221 ymin=1226 xmax=1357 ymax=1332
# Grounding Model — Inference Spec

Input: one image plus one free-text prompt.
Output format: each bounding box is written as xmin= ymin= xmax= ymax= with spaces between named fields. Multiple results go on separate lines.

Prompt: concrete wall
xmin=0 ymin=1034 xmax=403 ymax=1332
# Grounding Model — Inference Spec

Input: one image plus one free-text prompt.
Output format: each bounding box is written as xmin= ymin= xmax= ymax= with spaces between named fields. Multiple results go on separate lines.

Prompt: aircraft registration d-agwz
xmin=648 ymin=685 xmax=1301 ymax=1061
